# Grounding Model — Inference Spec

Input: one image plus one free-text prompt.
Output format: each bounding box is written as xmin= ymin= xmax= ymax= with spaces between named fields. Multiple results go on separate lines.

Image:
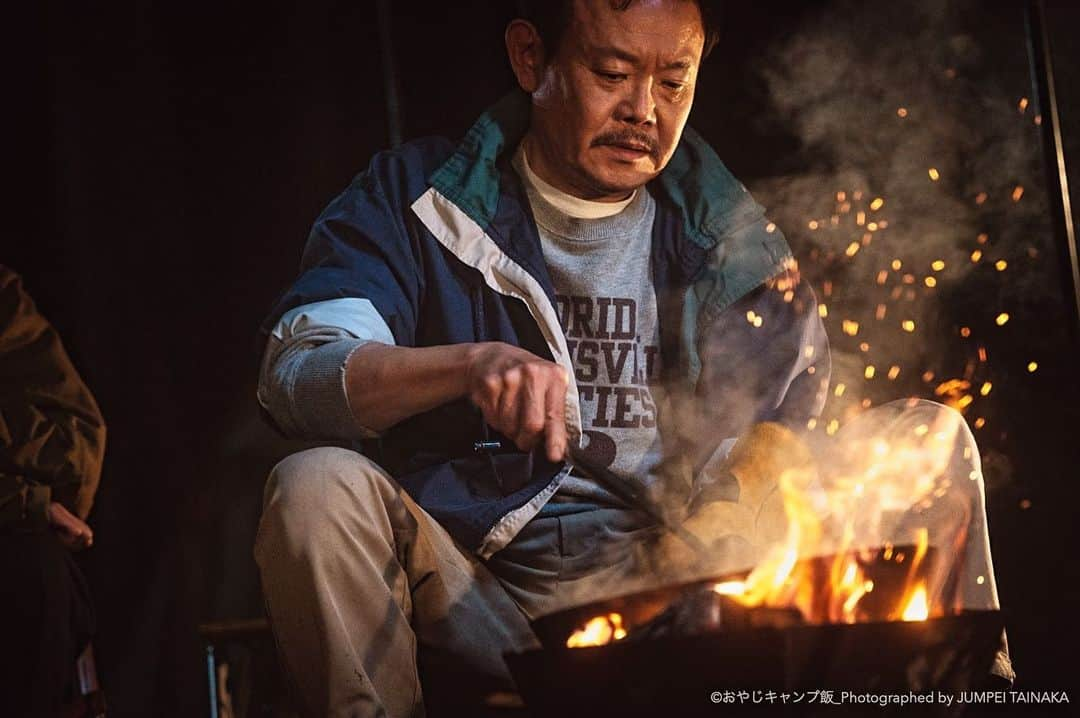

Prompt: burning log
xmin=625 ymin=584 xmax=802 ymax=642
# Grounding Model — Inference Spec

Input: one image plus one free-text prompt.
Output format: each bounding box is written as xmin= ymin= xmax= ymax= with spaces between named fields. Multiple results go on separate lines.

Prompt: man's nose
xmin=615 ymin=77 xmax=657 ymax=126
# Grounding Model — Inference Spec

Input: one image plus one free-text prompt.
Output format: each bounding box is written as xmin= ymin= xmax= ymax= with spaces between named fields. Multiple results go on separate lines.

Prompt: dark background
xmin=6 ymin=1 xmax=1080 ymax=715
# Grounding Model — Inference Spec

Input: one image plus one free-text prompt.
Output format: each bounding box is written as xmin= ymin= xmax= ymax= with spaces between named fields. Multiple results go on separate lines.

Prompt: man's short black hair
xmin=514 ymin=0 xmax=722 ymax=59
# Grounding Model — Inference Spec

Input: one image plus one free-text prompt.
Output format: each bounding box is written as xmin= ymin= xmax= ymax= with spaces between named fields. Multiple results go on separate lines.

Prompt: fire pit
xmin=505 ymin=546 xmax=1004 ymax=717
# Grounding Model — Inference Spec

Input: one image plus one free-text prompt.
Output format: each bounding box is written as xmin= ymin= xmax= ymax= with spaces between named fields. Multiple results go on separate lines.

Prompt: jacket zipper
xmin=471 ymin=283 xmax=505 ymax=492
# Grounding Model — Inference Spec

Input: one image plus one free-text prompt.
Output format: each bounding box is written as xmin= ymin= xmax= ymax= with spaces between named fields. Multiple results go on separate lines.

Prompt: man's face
xmin=528 ymin=0 xmax=706 ymax=200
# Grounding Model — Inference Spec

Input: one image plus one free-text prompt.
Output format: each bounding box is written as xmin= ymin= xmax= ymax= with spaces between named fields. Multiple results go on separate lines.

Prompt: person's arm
xmin=258 ymin=329 xmax=571 ymax=462
xmin=343 ymin=341 xmax=568 ymax=460
xmin=0 ymin=267 xmax=105 ymax=543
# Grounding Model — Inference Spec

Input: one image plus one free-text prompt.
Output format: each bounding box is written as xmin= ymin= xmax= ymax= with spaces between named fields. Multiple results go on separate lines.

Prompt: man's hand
xmin=47 ymin=502 xmax=93 ymax=550
xmin=465 ymin=342 xmax=568 ymax=462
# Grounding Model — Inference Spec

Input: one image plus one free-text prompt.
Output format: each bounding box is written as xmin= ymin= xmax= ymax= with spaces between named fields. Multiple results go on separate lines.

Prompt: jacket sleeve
xmin=0 ymin=267 xmax=106 ymax=530
xmin=257 ymin=157 xmax=425 ymax=441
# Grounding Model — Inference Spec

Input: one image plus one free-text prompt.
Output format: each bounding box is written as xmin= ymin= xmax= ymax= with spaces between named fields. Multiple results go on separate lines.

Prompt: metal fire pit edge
xmin=505 ymin=610 xmax=1005 ymax=717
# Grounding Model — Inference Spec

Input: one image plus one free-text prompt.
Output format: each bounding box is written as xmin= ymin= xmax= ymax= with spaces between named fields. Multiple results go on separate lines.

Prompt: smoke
xmin=748 ymin=0 xmax=1052 ymax=480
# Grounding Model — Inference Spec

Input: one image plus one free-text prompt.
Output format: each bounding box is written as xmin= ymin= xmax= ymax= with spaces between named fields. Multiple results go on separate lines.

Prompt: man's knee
xmin=854 ymin=398 xmax=986 ymax=500
xmin=256 ymin=447 xmax=402 ymax=560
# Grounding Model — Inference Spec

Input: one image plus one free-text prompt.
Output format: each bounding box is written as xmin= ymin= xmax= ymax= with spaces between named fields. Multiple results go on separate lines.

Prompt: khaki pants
xmin=254 ymin=401 xmax=1012 ymax=717
xmin=254 ymin=447 xmax=542 ymax=717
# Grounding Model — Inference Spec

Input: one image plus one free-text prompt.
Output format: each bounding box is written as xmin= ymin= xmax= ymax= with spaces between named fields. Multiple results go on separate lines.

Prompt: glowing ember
xmin=842 ymin=320 xmax=860 ymax=336
xmin=901 ymin=320 xmax=915 ymax=332
xmin=1027 ymin=361 xmax=1038 ymax=373
xmin=995 ymin=313 xmax=1010 ymax=326
xmin=819 ymin=304 xmax=828 ymax=318
xmin=1018 ymin=97 xmax=1029 ymax=112
xmin=928 ymin=168 xmax=940 ymax=181
xmin=980 ymin=382 xmax=992 ymax=396
xmin=931 ymin=260 xmax=945 ymax=272
xmin=712 ymin=580 xmax=747 ymax=596
xmin=971 ymin=250 xmax=982 ymax=262
xmin=995 ymin=260 xmax=1008 ymax=272
xmin=566 ymin=613 xmax=627 ymax=648
xmin=897 ymin=107 xmax=908 ymax=117
xmin=891 ymin=259 xmax=902 ymax=271
xmin=901 ymin=585 xmax=930 ymax=622
xmin=864 ymin=365 xmax=876 ymax=379
xmin=870 ymin=197 xmax=884 ymax=211
xmin=924 ymin=276 xmax=937 ymax=288
xmin=1011 ymin=185 xmax=1024 ymax=202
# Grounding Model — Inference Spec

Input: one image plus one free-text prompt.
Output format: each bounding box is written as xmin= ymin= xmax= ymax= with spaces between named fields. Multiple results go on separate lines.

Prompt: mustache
xmin=591 ymin=129 xmax=660 ymax=157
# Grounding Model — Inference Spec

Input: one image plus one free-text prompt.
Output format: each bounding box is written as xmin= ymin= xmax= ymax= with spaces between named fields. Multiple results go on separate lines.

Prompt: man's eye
xmin=595 ymin=71 xmax=627 ymax=82
xmin=663 ymin=81 xmax=686 ymax=91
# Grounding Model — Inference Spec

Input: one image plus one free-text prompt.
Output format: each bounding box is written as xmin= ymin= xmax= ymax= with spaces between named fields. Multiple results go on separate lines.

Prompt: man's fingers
xmin=515 ymin=367 xmax=546 ymax=451
xmin=495 ymin=367 xmax=523 ymax=437
xmin=53 ymin=524 xmax=92 ymax=550
xmin=474 ymin=359 xmax=568 ymax=460
xmin=544 ymin=368 xmax=568 ymax=462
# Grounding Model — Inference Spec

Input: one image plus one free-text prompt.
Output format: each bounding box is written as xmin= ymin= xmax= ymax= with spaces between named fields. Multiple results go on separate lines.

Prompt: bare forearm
xmin=345 ymin=342 xmax=476 ymax=431
xmin=345 ymin=340 xmax=568 ymax=460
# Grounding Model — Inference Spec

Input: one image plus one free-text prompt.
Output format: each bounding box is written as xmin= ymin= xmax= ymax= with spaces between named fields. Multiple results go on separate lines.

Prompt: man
xmin=254 ymin=2 xmax=1008 ymax=715
xmin=0 ymin=266 xmax=105 ymax=716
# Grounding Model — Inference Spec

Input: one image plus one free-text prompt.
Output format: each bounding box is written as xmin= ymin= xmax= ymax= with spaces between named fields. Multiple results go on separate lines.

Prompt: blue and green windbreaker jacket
xmin=259 ymin=91 xmax=831 ymax=557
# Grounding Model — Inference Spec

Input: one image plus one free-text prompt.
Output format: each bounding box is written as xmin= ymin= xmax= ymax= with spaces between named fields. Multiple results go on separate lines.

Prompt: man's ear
xmin=505 ymin=19 xmax=547 ymax=93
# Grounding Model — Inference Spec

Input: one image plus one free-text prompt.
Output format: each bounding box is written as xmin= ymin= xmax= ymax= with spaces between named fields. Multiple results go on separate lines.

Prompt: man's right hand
xmin=465 ymin=342 xmax=569 ymax=462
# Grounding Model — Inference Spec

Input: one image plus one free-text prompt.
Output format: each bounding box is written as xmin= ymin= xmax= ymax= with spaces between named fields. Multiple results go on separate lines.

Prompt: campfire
xmin=563 ymin=540 xmax=936 ymax=650
xmin=559 ymin=407 xmax=970 ymax=648
xmin=506 ymin=415 xmax=1004 ymax=716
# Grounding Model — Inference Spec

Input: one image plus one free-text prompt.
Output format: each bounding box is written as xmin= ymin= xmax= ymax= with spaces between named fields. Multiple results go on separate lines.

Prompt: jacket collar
xmin=428 ymin=90 xmax=778 ymax=251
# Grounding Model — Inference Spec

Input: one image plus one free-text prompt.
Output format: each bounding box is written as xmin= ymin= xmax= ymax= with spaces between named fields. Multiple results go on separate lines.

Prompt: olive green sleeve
xmin=0 ymin=266 xmax=106 ymax=530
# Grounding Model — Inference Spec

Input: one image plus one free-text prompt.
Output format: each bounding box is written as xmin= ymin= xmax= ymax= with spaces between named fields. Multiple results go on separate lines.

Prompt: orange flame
xmin=901 ymin=584 xmax=930 ymax=621
xmin=566 ymin=613 xmax=627 ymax=648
